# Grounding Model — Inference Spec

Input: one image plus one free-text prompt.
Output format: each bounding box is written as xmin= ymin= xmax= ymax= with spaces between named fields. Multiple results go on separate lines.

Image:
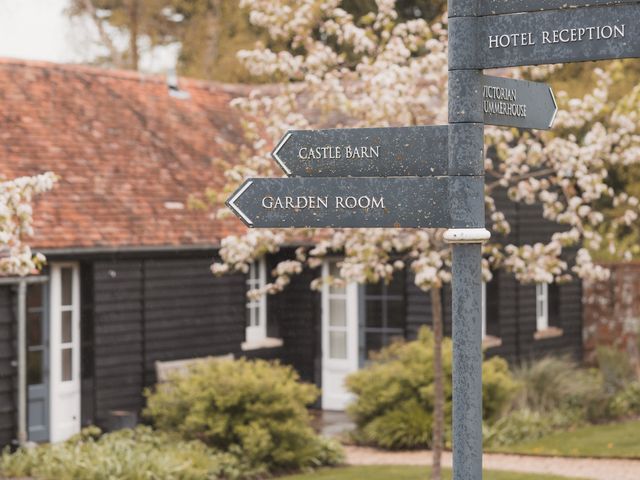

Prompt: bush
xmin=144 ymin=357 xmax=343 ymax=473
xmin=0 ymin=426 xmax=248 ymax=480
xmin=596 ymin=346 xmax=637 ymax=393
xmin=483 ymin=408 xmax=579 ymax=447
xmin=345 ymin=327 xmax=518 ymax=450
xmin=608 ymin=382 xmax=640 ymax=418
xmin=511 ymin=356 xmax=607 ymax=420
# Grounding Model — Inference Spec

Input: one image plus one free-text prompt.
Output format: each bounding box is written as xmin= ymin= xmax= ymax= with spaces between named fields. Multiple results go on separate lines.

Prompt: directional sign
xmin=451 ymin=3 xmax=640 ymax=69
xmin=480 ymin=0 xmax=638 ymax=16
xmin=482 ymin=75 xmax=557 ymax=130
xmin=226 ymin=177 xmax=483 ymax=229
xmin=271 ymin=126 xmax=448 ymax=177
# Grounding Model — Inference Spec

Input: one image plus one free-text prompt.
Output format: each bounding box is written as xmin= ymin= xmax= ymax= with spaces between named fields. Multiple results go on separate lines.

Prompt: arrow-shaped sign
xmin=483 ymin=75 xmax=557 ymax=130
xmin=480 ymin=0 xmax=637 ymax=16
xmin=226 ymin=177 xmax=483 ymax=229
xmin=271 ymin=126 xmax=448 ymax=177
xmin=451 ymin=3 xmax=640 ymax=69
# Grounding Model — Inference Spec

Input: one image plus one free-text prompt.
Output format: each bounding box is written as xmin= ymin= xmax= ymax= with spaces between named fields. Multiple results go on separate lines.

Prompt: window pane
xmin=387 ymin=300 xmax=405 ymax=329
xmin=365 ymin=281 xmax=383 ymax=296
xmin=27 ymin=350 xmax=43 ymax=385
xmin=62 ymin=311 xmax=72 ymax=343
xmin=329 ymin=331 xmax=347 ymax=359
xmin=329 ymin=298 xmax=346 ymax=327
xmin=27 ymin=312 xmax=42 ymax=346
xmin=365 ymin=300 xmax=383 ymax=328
xmin=328 ymin=263 xmax=345 ymax=294
xmin=387 ymin=273 xmax=404 ymax=295
xmin=62 ymin=348 xmax=73 ymax=381
xmin=365 ymin=332 xmax=383 ymax=358
xmin=27 ymin=284 xmax=42 ymax=310
xmin=61 ymin=268 xmax=73 ymax=306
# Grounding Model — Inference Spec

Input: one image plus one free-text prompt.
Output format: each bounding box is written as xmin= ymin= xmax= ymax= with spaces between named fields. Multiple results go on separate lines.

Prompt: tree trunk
xmin=128 ymin=0 xmax=140 ymax=70
xmin=430 ymin=286 xmax=444 ymax=480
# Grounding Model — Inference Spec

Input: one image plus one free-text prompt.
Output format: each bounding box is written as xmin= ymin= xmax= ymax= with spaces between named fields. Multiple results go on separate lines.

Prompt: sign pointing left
xmin=226 ymin=177 xmax=482 ymax=229
xmin=271 ymin=125 xmax=449 ymax=177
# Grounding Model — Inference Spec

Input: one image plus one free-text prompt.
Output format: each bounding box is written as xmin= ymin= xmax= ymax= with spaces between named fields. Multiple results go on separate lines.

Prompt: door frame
xmin=320 ymin=260 xmax=359 ymax=410
xmin=26 ymin=280 xmax=50 ymax=442
xmin=49 ymin=262 xmax=81 ymax=443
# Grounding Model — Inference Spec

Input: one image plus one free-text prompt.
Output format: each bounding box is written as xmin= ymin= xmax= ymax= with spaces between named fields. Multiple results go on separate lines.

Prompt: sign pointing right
xmin=483 ymin=75 xmax=558 ymax=130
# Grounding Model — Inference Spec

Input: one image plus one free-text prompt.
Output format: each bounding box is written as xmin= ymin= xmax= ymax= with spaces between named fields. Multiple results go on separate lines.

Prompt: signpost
xmin=480 ymin=0 xmax=638 ymax=16
xmin=226 ymin=0 xmax=640 ymax=479
xmin=483 ymin=76 xmax=557 ymax=130
xmin=271 ymin=125 xmax=448 ymax=177
xmin=452 ymin=3 xmax=640 ymax=69
xmin=226 ymin=177 xmax=483 ymax=228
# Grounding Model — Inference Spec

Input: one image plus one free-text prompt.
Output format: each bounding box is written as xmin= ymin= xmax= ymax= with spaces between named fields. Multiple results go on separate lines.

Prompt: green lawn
xmin=280 ymin=466 xmax=587 ymax=480
xmin=489 ymin=420 xmax=640 ymax=458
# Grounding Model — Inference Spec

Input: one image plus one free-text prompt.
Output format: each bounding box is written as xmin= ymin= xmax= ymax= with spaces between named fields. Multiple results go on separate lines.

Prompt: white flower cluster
xmin=212 ymin=4 xmax=638 ymax=297
xmin=0 ymin=173 xmax=56 ymax=276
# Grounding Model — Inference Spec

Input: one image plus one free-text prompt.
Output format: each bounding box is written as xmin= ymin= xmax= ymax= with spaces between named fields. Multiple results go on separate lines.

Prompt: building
xmin=0 ymin=59 xmax=582 ymax=447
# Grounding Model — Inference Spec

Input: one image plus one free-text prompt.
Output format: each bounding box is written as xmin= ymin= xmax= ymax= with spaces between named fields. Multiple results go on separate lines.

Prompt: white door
xmin=49 ymin=263 xmax=81 ymax=442
xmin=321 ymin=261 xmax=359 ymax=411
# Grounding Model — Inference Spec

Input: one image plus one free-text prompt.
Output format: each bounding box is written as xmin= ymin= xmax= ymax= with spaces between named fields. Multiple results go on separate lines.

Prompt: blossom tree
xmin=208 ymin=0 xmax=640 ymax=476
xmin=0 ymin=173 xmax=57 ymax=276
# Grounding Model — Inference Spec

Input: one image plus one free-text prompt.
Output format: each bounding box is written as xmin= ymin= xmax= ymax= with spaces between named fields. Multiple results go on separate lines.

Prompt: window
xmin=245 ymin=259 xmax=267 ymax=343
xmin=326 ymin=261 xmax=349 ymax=360
xmin=60 ymin=267 xmax=75 ymax=382
xmin=535 ymin=283 xmax=549 ymax=332
xmin=534 ymin=282 xmax=563 ymax=340
xmin=481 ymin=281 xmax=487 ymax=339
xmin=482 ymin=276 xmax=502 ymax=348
xmin=360 ymin=272 xmax=405 ymax=363
xmin=26 ymin=283 xmax=45 ymax=386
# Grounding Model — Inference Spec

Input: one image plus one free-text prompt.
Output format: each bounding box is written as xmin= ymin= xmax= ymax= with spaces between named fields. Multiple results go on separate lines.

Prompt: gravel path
xmin=344 ymin=446 xmax=640 ymax=480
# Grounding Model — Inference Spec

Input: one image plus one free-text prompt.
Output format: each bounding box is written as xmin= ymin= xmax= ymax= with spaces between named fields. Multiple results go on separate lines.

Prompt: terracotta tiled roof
xmin=0 ymin=58 xmax=249 ymax=251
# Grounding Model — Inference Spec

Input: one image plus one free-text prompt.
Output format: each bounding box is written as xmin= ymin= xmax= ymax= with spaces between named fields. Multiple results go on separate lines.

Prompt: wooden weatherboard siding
xmin=0 ymin=286 xmax=16 ymax=446
xmin=142 ymin=258 xmax=245 ymax=383
xmin=91 ymin=254 xmax=246 ymax=427
xmin=267 ymin=252 xmax=320 ymax=386
xmin=92 ymin=260 xmax=145 ymax=426
xmin=405 ymin=188 xmax=582 ymax=364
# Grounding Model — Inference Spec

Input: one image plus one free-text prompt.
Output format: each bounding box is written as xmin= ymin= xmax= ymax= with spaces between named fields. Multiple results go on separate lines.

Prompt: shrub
xmin=511 ymin=356 xmax=607 ymax=418
xmin=483 ymin=408 xmax=579 ymax=447
xmin=144 ymin=357 xmax=343 ymax=473
xmin=596 ymin=346 xmax=637 ymax=393
xmin=345 ymin=327 xmax=518 ymax=450
xmin=608 ymin=382 xmax=640 ymax=418
xmin=0 ymin=426 xmax=248 ymax=480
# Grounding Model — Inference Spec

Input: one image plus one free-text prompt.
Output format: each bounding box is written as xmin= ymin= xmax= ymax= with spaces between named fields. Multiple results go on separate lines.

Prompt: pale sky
xmin=0 ymin=0 xmax=177 ymax=71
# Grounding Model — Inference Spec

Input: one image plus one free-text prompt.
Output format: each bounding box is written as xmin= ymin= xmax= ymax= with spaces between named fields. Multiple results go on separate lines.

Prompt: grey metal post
xmin=17 ymin=280 xmax=27 ymax=446
xmin=446 ymin=1 xmax=489 ymax=479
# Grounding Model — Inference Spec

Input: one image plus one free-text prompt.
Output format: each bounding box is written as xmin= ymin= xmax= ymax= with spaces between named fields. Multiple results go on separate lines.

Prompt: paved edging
xmin=344 ymin=446 xmax=640 ymax=480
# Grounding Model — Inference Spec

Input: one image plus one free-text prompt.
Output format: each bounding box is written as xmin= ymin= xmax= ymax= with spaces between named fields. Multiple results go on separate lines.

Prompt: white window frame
xmin=49 ymin=262 xmax=81 ymax=442
xmin=535 ymin=283 xmax=549 ymax=331
xmin=481 ymin=281 xmax=487 ymax=339
xmin=245 ymin=259 xmax=267 ymax=343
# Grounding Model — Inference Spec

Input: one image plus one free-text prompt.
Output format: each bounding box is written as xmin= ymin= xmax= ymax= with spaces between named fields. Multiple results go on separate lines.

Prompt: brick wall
xmin=583 ymin=262 xmax=640 ymax=369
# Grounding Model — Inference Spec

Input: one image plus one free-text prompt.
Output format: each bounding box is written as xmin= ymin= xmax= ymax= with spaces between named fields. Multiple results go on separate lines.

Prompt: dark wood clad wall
xmin=92 ymin=260 xmax=145 ymax=426
xmin=404 ymin=188 xmax=582 ymax=364
xmin=266 ymin=254 xmax=320 ymax=386
xmin=142 ymin=258 xmax=245 ymax=383
xmin=91 ymin=255 xmax=246 ymax=427
xmin=0 ymin=286 xmax=16 ymax=446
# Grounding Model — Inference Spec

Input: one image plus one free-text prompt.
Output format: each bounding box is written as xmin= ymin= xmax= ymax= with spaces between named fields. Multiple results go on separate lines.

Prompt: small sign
xmin=483 ymin=75 xmax=557 ymax=130
xmin=271 ymin=126 xmax=448 ymax=177
xmin=226 ymin=177 xmax=482 ymax=228
xmin=452 ymin=3 xmax=640 ymax=69
xmin=480 ymin=0 xmax=637 ymax=16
